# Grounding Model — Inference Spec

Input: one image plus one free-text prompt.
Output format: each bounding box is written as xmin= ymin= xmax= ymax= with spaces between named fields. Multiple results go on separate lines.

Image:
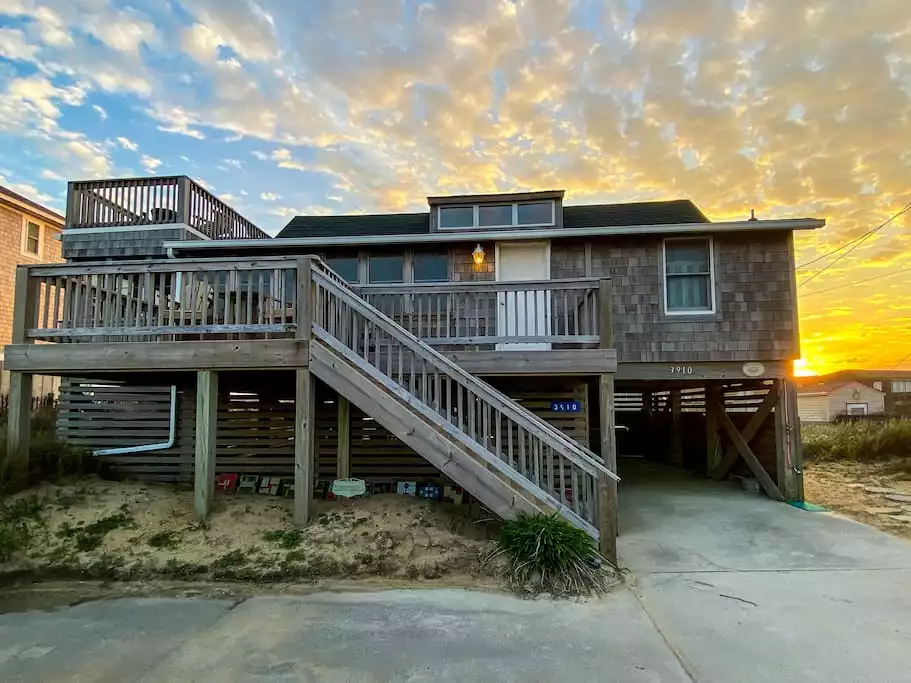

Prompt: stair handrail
xmin=307 ymin=256 xmax=618 ymax=481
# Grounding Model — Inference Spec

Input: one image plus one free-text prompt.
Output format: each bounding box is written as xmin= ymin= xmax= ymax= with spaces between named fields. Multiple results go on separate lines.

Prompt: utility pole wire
xmin=800 ymin=265 xmax=911 ymax=298
xmin=797 ymin=202 xmax=911 ymax=287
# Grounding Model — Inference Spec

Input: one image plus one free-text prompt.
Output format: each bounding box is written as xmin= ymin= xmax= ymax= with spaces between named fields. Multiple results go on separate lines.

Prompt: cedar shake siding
xmin=551 ymin=232 xmax=798 ymax=362
xmin=62 ymin=227 xmax=202 ymax=261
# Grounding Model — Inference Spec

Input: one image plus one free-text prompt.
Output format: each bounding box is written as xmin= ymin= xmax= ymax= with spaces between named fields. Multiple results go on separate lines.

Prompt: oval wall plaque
xmin=742 ymin=362 xmax=765 ymax=378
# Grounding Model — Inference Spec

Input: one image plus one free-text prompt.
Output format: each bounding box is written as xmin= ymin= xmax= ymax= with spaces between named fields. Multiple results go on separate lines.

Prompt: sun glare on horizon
xmin=793 ymin=358 xmax=819 ymax=377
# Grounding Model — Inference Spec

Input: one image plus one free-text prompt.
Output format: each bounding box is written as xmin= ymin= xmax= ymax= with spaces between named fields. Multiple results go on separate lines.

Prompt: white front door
xmin=496 ymin=241 xmax=551 ymax=350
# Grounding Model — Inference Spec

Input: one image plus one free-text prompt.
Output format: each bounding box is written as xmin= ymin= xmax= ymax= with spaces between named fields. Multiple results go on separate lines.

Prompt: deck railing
xmin=14 ymin=258 xmax=608 ymax=348
xmin=21 ymin=258 xmax=298 ymax=342
xmin=66 ymin=176 xmax=269 ymax=240
xmin=311 ymin=260 xmax=616 ymax=535
xmin=359 ymin=278 xmax=603 ymax=347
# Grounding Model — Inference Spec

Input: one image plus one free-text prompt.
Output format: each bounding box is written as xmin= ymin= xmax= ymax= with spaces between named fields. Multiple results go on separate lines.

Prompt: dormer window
xmin=437 ymin=200 xmax=555 ymax=231
xmin=439 ymin=206 xmax=474 ymax=229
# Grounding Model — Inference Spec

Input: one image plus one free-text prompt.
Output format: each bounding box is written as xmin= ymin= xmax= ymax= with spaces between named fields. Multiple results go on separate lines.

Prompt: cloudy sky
xmin=1 ymin=0 xmax=910 ymax=374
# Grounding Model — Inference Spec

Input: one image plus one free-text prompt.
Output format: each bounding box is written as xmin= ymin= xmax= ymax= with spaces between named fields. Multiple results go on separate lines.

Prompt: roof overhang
xmin=165 ymin=217 xmax=825 ymax=253
xmin=0 ymin=189 xmax=64 ymax=226
xmin=427 ymin=189 xmax=564 ymax=205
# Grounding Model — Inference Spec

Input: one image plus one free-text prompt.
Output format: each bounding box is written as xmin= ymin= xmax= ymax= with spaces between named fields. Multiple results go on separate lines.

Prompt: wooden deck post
xmin=670 ymin=389 xmax=682 ymax=465
xmin=194 ymin=370 xmax=218 ymax=520
xmin=598 ymin=373 xmax=618 ymax=566
xmin=337 ymin=396 xmax=351 ymax=479
xmin=598 ymin=279 xmax=613 ymax=348
xmin=705 ymin=382 xmax=721 ymax=474
xmin=294 ymin=368 xmax=315 ymax=526
xmin=4 ymin=373 xmax=33 ymax=487
xmin=776 ymin=379 xmax=805 ymax=501
xmin=4 ymin=265 xmax=39 ymax=488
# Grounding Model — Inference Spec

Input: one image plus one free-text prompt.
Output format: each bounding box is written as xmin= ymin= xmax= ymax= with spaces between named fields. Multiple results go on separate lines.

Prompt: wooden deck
xmin=6 ymin=256 xmax=614 ymax=375
xmin=66 ymin=176 xmax=269 ymax=240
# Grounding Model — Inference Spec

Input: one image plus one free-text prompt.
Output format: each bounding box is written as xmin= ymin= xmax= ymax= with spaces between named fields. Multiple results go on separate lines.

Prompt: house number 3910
xmin=670 ymin=366 xmax=693 ymax=375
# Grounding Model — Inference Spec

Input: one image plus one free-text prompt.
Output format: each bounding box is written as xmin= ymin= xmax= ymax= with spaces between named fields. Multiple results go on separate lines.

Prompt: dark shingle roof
xmin=278 ymin=212 xmax=429 ymax=238
xmin=277 ymin=199 xmax=707 ymax=239
xmin=562 ymin=200 xmax=707 ymax=228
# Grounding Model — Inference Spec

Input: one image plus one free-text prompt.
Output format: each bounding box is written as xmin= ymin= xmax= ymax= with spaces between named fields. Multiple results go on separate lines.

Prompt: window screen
xmin=478 ymin=205 xmax=512 ymax=227
xmin=25 ymin=221 xmax=40 ymax=254
xmin=413 ymin=252 xmax=449 ymax=282
xmin=665 ymin=239 xmax=713 ymax=312
xmin=516 ymin=201 xmax=552 ymax=225
xmin=439 ymin=206 xmax=474 ymax=229
xmin=326 ymin=256 xmax=359 ymax=283
xmin=368 ymin=255 xmax=404 ymax=283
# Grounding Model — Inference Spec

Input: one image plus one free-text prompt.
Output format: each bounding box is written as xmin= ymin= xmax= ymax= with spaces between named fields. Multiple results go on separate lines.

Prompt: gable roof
xmin=277 ymin=198 xmax=708 ymax=239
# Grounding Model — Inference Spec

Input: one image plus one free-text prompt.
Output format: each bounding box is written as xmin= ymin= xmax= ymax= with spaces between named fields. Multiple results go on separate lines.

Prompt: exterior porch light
xmin=472 ymin=243 xmax=486 ymax=266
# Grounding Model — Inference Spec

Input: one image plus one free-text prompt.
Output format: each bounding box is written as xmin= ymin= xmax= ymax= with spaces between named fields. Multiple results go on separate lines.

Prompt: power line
xmin=800 ymin=265 xmax=911 ymax=298
xmin=797 ymin=202 xmax=911 ymax=287
xmin=889 ymin=349 xmax=911 ymax=370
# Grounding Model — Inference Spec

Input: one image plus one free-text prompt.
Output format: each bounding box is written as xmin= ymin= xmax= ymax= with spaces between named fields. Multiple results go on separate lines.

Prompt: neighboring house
xmin=0 ymin=185 xmax=63 ymax=404
xmin=796 ymin=380 xmax=886 ymax=423
xmin=798 ymin=370 xmax=911 ymax=418
xmin=2 ymin=176 xmax=825 ymax=562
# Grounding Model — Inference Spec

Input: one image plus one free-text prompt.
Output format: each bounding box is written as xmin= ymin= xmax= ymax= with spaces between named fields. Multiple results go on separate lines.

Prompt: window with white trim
xmin=437 ymin=201 xmax=555 ymax=230
xmin=664 ymin=238 xmax=714 ymax=314
xmin=891 ymin=381 xmax=911 ymax=393
xmin=846 ymin=403 xmax=868 ymax=416
xmin=23 ymin=220 xmax=40 ymax=255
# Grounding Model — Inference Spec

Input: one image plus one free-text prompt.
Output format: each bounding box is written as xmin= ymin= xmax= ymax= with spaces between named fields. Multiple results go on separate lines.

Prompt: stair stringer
xmin=310 ymin=336 xmax=597 ymax=534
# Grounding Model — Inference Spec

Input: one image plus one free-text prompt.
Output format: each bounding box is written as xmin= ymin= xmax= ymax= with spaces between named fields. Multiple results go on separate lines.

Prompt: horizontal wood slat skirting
xmin=57 ymin=374 xmax=595 ymax=488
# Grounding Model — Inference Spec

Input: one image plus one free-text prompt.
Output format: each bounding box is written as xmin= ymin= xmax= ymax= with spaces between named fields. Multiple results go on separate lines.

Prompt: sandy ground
xmin=803 ymin=460 xmax=911 ymax=539
xmin=0 ymin=479 xmax=501 ymax=585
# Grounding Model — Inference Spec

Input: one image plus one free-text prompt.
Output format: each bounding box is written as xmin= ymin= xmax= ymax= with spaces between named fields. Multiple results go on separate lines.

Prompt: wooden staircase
xmin=308 ymin=260 xmax=618 ymax=540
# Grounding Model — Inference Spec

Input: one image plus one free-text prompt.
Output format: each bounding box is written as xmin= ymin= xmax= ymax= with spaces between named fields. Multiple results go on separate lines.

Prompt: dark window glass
xmin=327 ymin=256 xmax=359 ymax=283
xmin=413 ymin=253 xmax=449 ymax=282
xmin=516 ymin=201 xmax=553 ymax=225
xmin=439 ymin=206 xmax=474 ymax=229
xmin=665 ymin=239 xmax=712 ymax=311
xmin=478 ymin=204 xmax=513 ymax=227
xmin=368 ymin=255 xmax=404 ymax=283
xmin=25 ymin=221 xmax=40 ymax=254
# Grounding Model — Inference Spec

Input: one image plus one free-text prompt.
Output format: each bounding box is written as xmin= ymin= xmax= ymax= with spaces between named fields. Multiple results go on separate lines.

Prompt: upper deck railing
xmin=65 ymin=176 xmax=269 ymax=240
xmin=11 ymin=257 xmax=610 ymax=347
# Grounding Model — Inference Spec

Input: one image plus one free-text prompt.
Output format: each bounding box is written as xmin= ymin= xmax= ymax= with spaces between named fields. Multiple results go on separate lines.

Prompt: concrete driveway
xmin=619 ymin=462 xmax=911 ymax=683
xmin=0 ymin=465 xmax=908 ymax=682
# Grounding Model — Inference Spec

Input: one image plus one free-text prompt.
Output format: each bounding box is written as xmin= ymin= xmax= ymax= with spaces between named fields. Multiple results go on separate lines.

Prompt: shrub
xmin=0 ymin=408 xmax=96 ymax=493
xmin=0 ymin=494 xmax=45 ymax=561
xmin=490 ymin=511 xmax=607 ymax=596
xmin=803 ymin=419 xmax=911 ymax=471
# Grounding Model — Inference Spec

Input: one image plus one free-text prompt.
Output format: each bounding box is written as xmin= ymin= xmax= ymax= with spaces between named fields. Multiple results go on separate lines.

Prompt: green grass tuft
xmin=58 ymin=513 xmax=134 ymax=552
xmin=0 ymin=495 xmax=46 ymax=561
xmin=262 ymin=528 xmax=304 ymax=549
xmin=147 ymin=531 xmax=181 ymax=549
xmin=490 ymin=512 xmax=607 ymax=596
xmin=803 ymin=419 xmax=911 ymax=472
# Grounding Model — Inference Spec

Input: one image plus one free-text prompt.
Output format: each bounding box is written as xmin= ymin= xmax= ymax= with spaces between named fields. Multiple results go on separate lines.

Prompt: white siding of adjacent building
xmin=798 ymin=394 xmax=830 ymax=423
xmin=798 ymin=381 xmax=886 ymax=423
xmin=826 ymin=382 xmax=886 ymax=418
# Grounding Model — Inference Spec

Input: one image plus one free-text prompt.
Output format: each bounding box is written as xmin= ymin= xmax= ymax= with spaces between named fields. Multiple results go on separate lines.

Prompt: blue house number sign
xmin=551 ymin=400 xmax=582 ymax=413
